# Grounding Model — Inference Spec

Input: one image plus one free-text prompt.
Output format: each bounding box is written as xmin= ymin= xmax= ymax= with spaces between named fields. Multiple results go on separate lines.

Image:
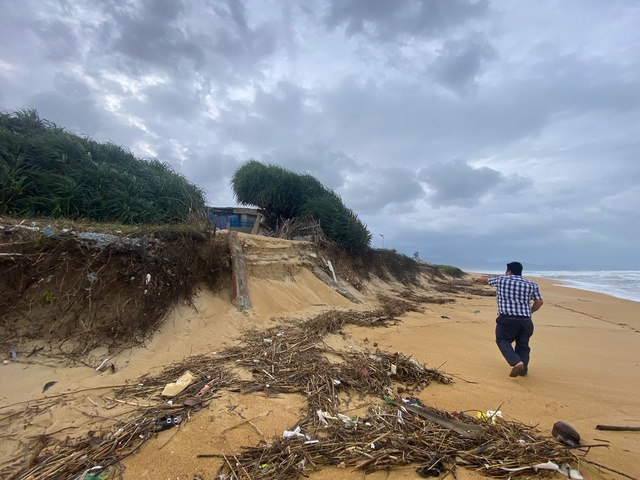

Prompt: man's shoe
xmin=509 ymin=363 xmax=525 ymax=377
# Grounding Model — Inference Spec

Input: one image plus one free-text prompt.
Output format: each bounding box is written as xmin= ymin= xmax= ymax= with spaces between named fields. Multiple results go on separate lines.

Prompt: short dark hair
xmin=506 ymin=262 xmax=523 ymax=275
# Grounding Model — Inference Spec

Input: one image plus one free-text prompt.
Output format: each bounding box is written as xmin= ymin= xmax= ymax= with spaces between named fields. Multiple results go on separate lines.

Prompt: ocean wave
xmin=528 ymin=271 xmax=640 ymax=303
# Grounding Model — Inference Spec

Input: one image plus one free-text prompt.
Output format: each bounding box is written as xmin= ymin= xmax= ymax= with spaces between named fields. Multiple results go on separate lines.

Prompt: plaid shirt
xmin=488 ymin=275 xmax=542 ymax=317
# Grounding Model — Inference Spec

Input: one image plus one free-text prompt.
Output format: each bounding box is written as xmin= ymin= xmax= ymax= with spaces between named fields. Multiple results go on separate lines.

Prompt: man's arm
xmin=473 ymin=276 xmax=489 ymax=285
xmin=531 ymin=299 xmax=544 ymax=313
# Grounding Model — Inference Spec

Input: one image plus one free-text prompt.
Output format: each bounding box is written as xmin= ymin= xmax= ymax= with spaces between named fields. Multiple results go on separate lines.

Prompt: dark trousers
xmin=495 ymin=316 xmax=534 ymax=370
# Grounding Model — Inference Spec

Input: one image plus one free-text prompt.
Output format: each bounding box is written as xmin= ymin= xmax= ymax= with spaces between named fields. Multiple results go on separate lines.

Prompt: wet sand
xmin=1 ymin=272 xmax=639 ymax=479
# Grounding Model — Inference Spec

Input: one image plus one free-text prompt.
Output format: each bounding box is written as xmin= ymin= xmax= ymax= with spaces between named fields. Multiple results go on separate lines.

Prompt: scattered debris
xmin=182 ymin=396 xmax=202 ymax=409
xmin=313 ymin=266 xmax=361 ymax=303
xmin=95 ymin=358 xmax=110 ymax=371
xmin=596 ymin=425 xmax=640 ymax=432
xmin=161 ymin=371 xmax=195 ymax=397
xmin=553 ymin=421 xmax=610 ymax=451
xmin=0 ymin=298 xmax=613 ymax=480
xmin=387 ymin=397 xmax=483 ymax=438
xmin=77 ymin=232 xmax=149 ymax=250
xmin=75 ymin=465 xmax=115 ymax=480
xmin=553 ymin=421 xmax=581 ymax=448
xmin=282 ymin=425 xmax=305 ymax=439
xmin=42 ymin=381 xmax=57 ymax=393
xmin=155 ymin=414 xmax=182 ymax=432
xmin=416 ymin=459 xmax=445 ymax=478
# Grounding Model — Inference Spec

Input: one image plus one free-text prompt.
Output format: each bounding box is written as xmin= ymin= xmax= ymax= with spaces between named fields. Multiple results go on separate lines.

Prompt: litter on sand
xmin=161 ymin=371 xmax=194 ymax=397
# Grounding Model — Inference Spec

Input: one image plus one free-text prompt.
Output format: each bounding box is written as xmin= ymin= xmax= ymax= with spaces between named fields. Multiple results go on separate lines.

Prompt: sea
xmin=469 ymin=269 xmax=640 ymax=303
xmin=525 ymin=271 xmax=640 ymax=303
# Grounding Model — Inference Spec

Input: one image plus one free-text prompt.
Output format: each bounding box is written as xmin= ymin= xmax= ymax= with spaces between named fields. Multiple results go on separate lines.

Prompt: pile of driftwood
xmin=1 ymin=298 xmax=597 ymax=480
xmin=275 ymin=218 xmax=325 ymax=243
xmin=206 ymin=402 xmax=574 ymax=479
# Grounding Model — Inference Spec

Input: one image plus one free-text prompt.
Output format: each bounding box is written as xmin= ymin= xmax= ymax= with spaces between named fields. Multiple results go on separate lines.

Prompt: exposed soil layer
xmin=1 ymin=219 xmax=230 ymax=362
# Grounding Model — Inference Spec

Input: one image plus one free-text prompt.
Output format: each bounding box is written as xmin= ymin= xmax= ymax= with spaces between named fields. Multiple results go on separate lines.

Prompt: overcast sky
xmin=2 ymin=0 xmax=639 ymax=270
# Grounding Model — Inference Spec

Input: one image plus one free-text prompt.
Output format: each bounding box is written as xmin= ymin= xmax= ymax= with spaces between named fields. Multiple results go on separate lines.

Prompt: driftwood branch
xmin=595 ymin=425 xmax=640 ymax=432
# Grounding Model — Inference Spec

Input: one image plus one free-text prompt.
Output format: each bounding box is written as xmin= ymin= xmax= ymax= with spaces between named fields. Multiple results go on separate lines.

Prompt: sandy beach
xmin=1 ymin=252 xmax=639 ymax=479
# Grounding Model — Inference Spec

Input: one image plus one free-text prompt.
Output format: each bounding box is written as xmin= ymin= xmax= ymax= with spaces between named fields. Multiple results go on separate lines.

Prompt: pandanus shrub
xmin=0 ymin=108 xmax=205 ymax=223
xmin=232 ymin=160 xmax=371 ymax=253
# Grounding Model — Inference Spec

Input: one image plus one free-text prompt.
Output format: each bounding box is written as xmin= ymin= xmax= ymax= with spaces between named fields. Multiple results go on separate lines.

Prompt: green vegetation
xmin=367 ymin=248 xmax=422 ymax=285
xmin=232 ymin=160 xmax=371 ymax=252
xmin=0 ymin=108 xmax=205 ymax=223
xmin=434 ymin=264 xmax=465 ymax=277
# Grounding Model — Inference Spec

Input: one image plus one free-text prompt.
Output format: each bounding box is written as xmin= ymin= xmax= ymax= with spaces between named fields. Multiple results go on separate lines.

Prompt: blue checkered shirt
xmin=488 ymin=275 xmax=542 ymax=317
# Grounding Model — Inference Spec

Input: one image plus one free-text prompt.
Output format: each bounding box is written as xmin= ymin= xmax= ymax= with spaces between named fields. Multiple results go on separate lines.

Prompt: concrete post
xmin=228 ymin=231 xmax=251 ymax=311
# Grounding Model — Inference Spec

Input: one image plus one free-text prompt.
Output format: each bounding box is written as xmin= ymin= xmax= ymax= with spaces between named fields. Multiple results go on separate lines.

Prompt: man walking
xmin=475 ymin=262 xmax=543 ymax=377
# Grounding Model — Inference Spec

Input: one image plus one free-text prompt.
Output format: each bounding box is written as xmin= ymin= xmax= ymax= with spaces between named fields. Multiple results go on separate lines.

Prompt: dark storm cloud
xmin=26 ymin=84 xmax=148 ymax=147
xmin=104 ymin=0 xmax=205 ymax=72
xmin=393 ymin=230 xmax=620 ymax=271
xmin=261 ymin=144 xmax=359 ymax=191
xmin=34 ymin=18 xmax=81 ymax=62
xmin=0 ymin=1 xmax=54 ymax=58
xmin=200 ymin=44 xmax=637 ymax=223
xmin=216 ymin=81 xmax=325 ymax=152
xmin=343 ymin=166 xmax=425 ymax=214
xmin=95 ymin=0 xmax=278 ymax=80
xmin=496 ymin=174 xmax=534 ymax=196
xmin=325 ymin=0 xmax=488 ymax=40
xmin=166 ymin=147 xmax=240 ymax=205
xmin=419 ymin=159 xmax=531 ymax=207
xmin=322 ymin=48 xmax=640 ymax=166
xmin=430 ymin=34 xmax=496 ymax=93
xmin=26 ymin=73 xmax=109 ymax=136
xmin=138 ymin=81 xmax=207 ymax=121
xmin=531 ymin=52 xmax=640 ymax=113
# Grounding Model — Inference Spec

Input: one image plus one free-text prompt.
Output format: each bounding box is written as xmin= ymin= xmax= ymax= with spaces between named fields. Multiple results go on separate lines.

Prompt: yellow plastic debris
xmin=161 ymin=371 xmax=194 ymax=397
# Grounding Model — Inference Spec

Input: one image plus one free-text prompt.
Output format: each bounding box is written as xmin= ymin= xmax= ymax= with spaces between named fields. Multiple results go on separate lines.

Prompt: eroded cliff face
xmin=1 ymin=217 xmax=475 ymax=363
xmin=0 ymin=218 xmax=231 ymax=360
xmin=0 ymin=218 xmax=367 ymax=364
